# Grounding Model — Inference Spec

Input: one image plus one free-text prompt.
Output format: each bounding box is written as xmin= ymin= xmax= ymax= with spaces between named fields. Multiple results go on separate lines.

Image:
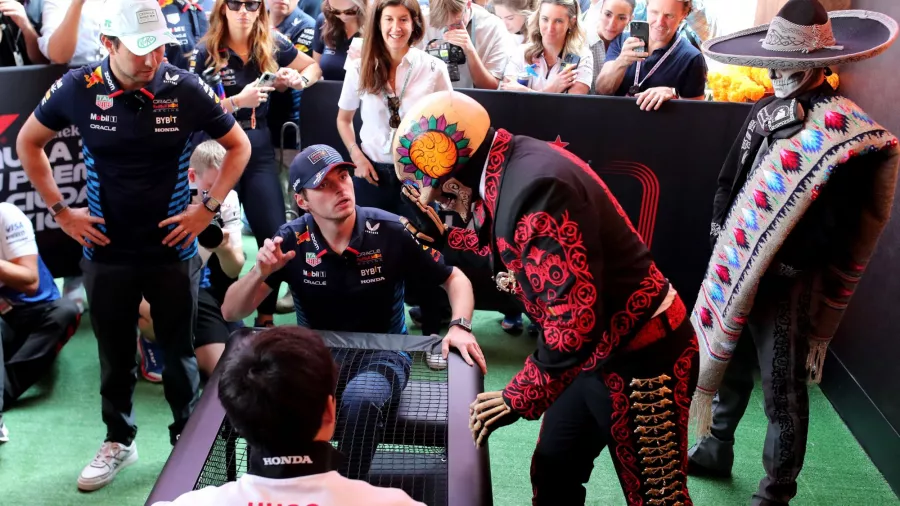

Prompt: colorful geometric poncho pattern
xmin=690 ymin=95 xmax=900 ymax=436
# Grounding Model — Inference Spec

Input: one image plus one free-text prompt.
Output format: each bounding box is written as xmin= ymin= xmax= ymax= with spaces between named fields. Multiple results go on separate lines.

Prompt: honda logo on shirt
xmin=95 ymin=95 xmax=113 ymax=110
xmin=262 ymin=455 xmax=313 ymax=465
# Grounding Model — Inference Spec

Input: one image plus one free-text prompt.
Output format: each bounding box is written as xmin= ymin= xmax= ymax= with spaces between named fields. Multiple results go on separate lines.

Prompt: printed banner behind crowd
xmin=0 ymin=65 xmax=85 ymax=278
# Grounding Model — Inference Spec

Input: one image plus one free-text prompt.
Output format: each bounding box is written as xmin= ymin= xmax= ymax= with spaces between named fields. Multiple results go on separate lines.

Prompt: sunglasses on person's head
xmin=225 ymin=0 xmax=262 ymax=12
xmin=387 ymin=97 xmax=401 ymax=129
xmin=329 ymin=6 xmax=359 ymax=16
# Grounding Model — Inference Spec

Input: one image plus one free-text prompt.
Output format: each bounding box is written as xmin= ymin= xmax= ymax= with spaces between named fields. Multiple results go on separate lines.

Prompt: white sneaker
xmin=0 ymin=419 xmax=9 ymax=443
xmin=425 ymin=352 xmax=448 ymax=371
xmin=77 ymin=441 xmax=138 ymax=491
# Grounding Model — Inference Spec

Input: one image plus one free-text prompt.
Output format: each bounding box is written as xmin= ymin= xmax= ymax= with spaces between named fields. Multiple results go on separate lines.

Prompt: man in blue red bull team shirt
xmin=15 ymin=0 xmax=251 ymax=493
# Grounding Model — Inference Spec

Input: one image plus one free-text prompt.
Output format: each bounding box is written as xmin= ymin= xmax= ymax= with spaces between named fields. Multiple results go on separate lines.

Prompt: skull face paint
xmin=768 ymin=68 xmax=825 ymax=98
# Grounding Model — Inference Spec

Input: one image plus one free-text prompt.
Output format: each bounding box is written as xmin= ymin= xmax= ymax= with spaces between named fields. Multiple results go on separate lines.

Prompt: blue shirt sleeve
xmin=181 ymin=70 xmax=235 ymax=139
xmin=293 ymin=13 xmax=317 ymax=56
xmin=313 ymin=13 xmax=325 ymax=54
xmin=33 ymin=71 xmax=77 ymax=131
xmin=606 ymin=33 xmax=624 ymax=62
xmin=679 ymin=53 xmax=708 ymax=99
xmin=274 ymin=30 xmax=300 ymax=67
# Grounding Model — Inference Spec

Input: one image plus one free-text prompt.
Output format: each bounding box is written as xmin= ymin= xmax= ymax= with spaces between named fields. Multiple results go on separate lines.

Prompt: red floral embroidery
xmin=580 ymin=264 xmax=667 ymax=373
xmin=504 ymin=357 xmax=580 ymax=419
xmin=505 ymin=211 xmax=596 ymax=354
xmin=603 ymin=371 xmax=643 ymax=505
xmin=483 ymin=129 xmax=512 ymax=220
xmin=673 ymin=334 xmax=699 ymax=504
xmin=447 ymin=228 xmax=490 ymax=256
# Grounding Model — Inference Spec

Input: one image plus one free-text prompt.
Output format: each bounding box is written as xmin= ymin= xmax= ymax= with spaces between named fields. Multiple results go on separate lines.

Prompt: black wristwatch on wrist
xmin=449 ymin=317 xmax=472 ymax=333
xmin=48 ymin=201 xmax=68 ymax=217
xmin=201 ymin=192 xmax=221 ymax=214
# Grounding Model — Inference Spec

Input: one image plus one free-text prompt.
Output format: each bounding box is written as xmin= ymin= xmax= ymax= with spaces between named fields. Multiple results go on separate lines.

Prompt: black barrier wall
xmin=299 ymin=82 xmax=752 ymax=309
xmin=816 ymin=0 xmax=900 ymax=495
xmin=0 ymin=65 xmax=81 ymax=278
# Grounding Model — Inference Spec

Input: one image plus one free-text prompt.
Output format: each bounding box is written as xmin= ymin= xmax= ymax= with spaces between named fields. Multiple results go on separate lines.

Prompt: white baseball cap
xmin=99 ymin=0 xmax=180 ymax=56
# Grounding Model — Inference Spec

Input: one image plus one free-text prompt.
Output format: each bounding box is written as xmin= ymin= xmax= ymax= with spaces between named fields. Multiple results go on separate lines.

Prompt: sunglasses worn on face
xmin=387 ymin=97 xmax=401 ymax=129
xmin=329 ymin=6 xmax=359 ymax=16
xmin=225 ymin=0 xmax=262 ymax=12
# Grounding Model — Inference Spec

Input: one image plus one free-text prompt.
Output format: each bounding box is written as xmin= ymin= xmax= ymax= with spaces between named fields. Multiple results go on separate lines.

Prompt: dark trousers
xmin=236 ymin=129 xmax=288 ymax=316
xmin=353 ymin=161 xmax=405 ymax=217
xmin=690 ymin=276 xmax=810 ymax=506
xmin=0 ymin=298 xmax=81 ymax=417
xmin=530 ymin=304 xmax=698 ymax=506
xmin=81 ymin=256 xmax=202 ymax=445
xmin=332 ymin=349 xmax=410 ymax=480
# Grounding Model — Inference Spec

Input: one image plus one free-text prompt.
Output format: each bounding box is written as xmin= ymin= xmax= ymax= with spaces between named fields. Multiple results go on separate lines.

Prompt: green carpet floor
xmin=1 ymin=237 xmax=897 ymax=505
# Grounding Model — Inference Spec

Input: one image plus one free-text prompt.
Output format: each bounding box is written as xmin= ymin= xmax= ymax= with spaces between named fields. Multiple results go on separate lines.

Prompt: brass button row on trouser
xmin=630 ymin=373 xmax=686 ymax=506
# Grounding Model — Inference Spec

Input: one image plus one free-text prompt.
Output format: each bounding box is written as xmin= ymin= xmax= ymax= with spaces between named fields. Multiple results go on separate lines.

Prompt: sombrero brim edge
xmin=701 ymin=10 xmax=899 ymax=70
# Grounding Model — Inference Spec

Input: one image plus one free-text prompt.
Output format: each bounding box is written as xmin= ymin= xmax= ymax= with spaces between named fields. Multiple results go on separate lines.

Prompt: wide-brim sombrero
xmin=702 ymin=10 xmax=899 ymax=70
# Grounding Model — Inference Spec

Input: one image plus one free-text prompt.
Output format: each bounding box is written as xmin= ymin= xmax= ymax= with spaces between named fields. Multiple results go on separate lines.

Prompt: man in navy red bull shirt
xmin=15 ymin=0 xmax=250 ymax=492
xmin=221 ymin=144 xmax=486 ymax=481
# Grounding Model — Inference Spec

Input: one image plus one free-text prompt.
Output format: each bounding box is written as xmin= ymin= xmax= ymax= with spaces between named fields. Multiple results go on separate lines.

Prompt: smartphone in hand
xmin=629 ymin=21 xmax=650 ymax=54
xmin=256 ymin=71 xmax=277 ymax=88
xmin=561 ymin=53 xmax=581 ymax=72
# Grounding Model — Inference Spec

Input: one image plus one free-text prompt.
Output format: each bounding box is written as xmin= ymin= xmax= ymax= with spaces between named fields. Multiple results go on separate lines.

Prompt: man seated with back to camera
xmin=137 ymin=140 xmax=246 ymax=382
xmin=594 ymin=0 xmax=707 ymax=110
xmin=0 ymin=202 xmax=81 ymax=443
xmin=151 ymin=325 xmax=425 ymax=505
xmin=222 ymin=144 xmax=487 ymax=480
xmin=422 ymin=0 xmax=515 ymax=89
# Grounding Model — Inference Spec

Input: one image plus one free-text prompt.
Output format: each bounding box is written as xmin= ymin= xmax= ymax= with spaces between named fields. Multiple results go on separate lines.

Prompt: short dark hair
xmin=217 ymin=326 xmax=338 ymax=449
xmin=101 ymin=35 xmax=122 ymax=49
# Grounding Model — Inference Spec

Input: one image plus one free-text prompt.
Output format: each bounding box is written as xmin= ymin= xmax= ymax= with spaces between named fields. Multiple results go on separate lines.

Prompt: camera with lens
xmin=191 ymin=188 xmax=227 ymax=249
xmin=426 ymin=39 xmax=467 ymax=82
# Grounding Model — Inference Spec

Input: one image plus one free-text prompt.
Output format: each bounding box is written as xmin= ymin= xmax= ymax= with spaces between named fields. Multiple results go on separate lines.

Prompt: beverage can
xmin=516 ymin=72 xmax=531 ymax=88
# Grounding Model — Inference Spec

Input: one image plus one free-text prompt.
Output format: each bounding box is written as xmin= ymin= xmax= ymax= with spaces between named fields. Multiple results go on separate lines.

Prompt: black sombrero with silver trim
xmin=701 ymin=0 xmax=898 ymax=70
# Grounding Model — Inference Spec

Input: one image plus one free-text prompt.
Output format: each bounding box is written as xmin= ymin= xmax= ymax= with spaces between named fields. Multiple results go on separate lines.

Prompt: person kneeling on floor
xmin=152 ymin=325 xmax=426 ymax=506
xmin=222 ymin=144 xmax=486 ymax=481
xmin=136 ymin=140 xmax=247 ymax=381
xmin=0 ymin=202 xmax=81 ymax=443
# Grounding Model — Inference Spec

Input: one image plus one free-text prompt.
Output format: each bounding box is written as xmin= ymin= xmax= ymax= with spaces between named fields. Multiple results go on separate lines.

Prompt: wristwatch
xmin=449 ymin=317 xmax=472 ymax=333
xmin=201 ymin=193 xmax=221 ymax=214
xmin=48 ymin=201 xmax=68 ymax=217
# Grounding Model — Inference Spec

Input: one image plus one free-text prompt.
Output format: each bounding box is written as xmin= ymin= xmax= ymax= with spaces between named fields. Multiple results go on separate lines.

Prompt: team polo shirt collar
xmin=98 ymin=58 xmax=160 ymax=100
xmin=247 ymin=441 xmax=342 ymax=479
xmin=305 ymin=207 xmax=369 ymax=258
xmin=277 ymin=7 xmax=305 ymax=33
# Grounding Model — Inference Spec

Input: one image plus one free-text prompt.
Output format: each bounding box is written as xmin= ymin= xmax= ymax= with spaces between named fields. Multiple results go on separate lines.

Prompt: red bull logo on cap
xmin=85 ymin=67 xmax=104 ymax=88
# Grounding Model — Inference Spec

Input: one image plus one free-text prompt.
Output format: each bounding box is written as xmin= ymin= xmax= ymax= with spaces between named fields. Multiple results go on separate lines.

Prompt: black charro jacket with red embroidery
xmin=450 ymin=129 xmax=675 ymax=421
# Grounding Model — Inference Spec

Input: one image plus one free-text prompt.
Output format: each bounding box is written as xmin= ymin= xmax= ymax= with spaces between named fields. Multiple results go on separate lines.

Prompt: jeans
xmin=332 ymin=349 xmax=410 ymax=480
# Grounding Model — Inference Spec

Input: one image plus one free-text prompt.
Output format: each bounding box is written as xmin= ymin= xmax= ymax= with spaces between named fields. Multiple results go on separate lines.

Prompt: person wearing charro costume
xmin=686 ymin=1 xmax=900 ymax=505
xmin=390 ymin=90 xmax=699 ymax=506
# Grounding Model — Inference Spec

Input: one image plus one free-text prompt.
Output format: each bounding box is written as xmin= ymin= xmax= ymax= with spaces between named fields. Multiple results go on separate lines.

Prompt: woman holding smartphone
xmin=337 ymin=0 xmax=452 ymax=215
xmin=500 ymin=0 xmax=593 ymax=94
xmin=191 ymin=0 xmax=322 ymax=327
xmin=313 ymin=0 xmax=367 ymax=80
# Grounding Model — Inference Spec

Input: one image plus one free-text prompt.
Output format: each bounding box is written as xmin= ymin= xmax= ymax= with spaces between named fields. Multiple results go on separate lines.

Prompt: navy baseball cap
xmin=289 ymin=145 xmax=355 ymax=192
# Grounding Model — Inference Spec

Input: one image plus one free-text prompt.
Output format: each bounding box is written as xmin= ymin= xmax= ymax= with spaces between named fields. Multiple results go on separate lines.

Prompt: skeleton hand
xmin=468 ymin=391 xmax=520 ymax=447
xmin=399 ymin=184 xmax=447 ymax=249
